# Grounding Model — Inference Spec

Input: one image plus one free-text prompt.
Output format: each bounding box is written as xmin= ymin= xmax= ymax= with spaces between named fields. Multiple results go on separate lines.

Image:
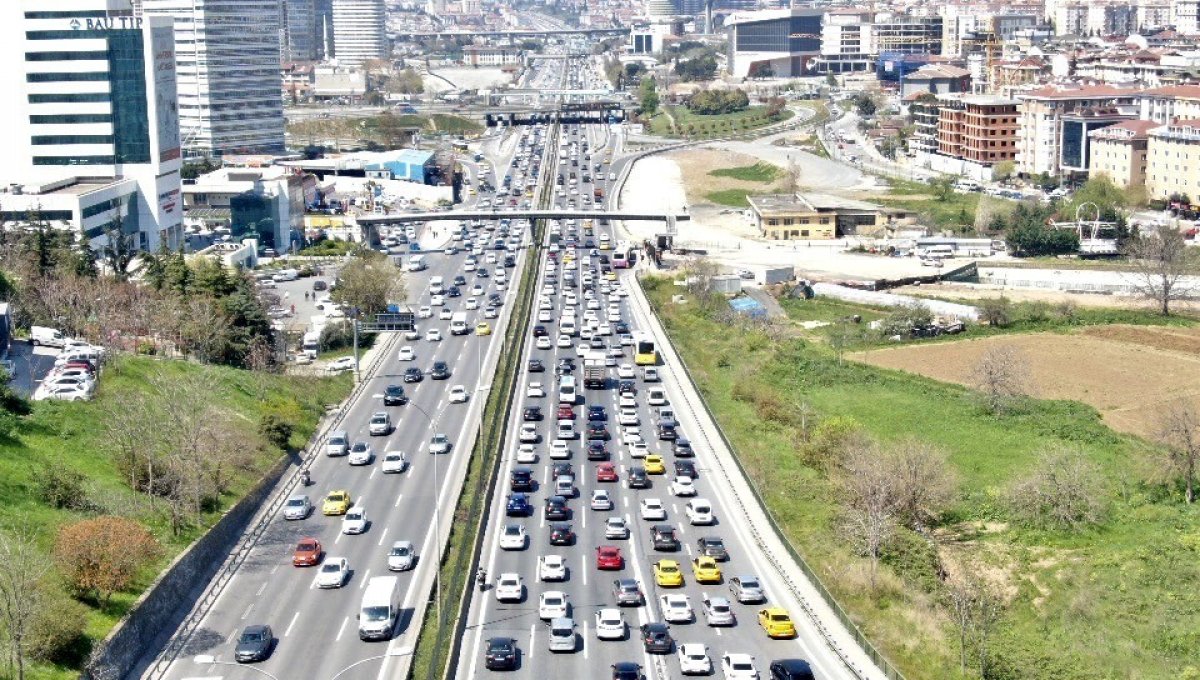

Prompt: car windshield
xmin=320 ymin=563 xmax=340 ymax=573
xmin=298 ymin=542 xmax=317 ymax=551
xmin=391 ymin=546 xmax=409 ymax=556
xmin=287 ymin=499 xmax=304 ymax=506
xmin=362 ymin=605 xmax=390 ymax=622
xmin=240 ymin=631 xmax=266 ymax=642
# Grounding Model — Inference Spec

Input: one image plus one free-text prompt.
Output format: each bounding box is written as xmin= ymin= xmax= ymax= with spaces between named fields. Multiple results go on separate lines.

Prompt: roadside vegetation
xmin=288 ymin=111 xmax=481 ymax=151
xmin=646 ymin=104 xmax=792 ymax=139
xmin=644 ymin=273 xmax=1200 ymax=679
xmin=876 ymin=178 xmax=986 ymax=233
xmin=0 ymin=357 xmax=349 ymax=679
xmin=708 ymin=162 xmax=783 ymax=183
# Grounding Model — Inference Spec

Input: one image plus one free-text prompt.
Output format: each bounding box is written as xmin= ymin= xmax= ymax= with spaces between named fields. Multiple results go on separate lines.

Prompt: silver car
xmin=326 ymin=431 xmax=349 ymax=457
xmin=428 ymin=434 xmax=451 ymax=454
xmin=368 ymin=412 xmax=392 ymax=436
xmin=282 ymin=494 xmax=311 ymax=520
xmin=701 ymin=595 xmax=735 ymax=626
xmin=729 ymin=575 xmax=766 ymax=604
xmin=388 ymin=540 xmax=416 ymax=571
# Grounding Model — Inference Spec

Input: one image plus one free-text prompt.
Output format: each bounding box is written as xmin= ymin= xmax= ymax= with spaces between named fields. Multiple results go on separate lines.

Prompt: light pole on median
xmin=404 ymin=400 xmax=442 ymax=627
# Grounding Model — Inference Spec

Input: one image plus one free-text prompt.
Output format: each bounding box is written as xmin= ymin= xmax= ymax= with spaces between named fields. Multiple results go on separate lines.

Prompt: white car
xmin=722 ymin=653 xmax=758 ymax=680
xmin=660 ymin=594 xmax=693 ymax=623
xmin=417 ymin=306 xmax=433 ymax=319
xmin=620 ymin=428 xmax=643 ymax=447
xmin=398 ymin=346 xmax=416 ymax=361
xmin=349 ymin=442 xmax=373 ymax=465
xmin=538 ymin=309 xmax=553 ymax=322
xmin=328 ymin=356 xmax=356 ymax=373
xmin=591 ymin=489 xmax=613 ymax=511
xmin=618 ymin=394 xmax=637 ymax=409
xmin=594 ymin=608 xmax=626 ymax=641
xmin=484 ymin=306 xmax=499 ymax=319
xmin=685 ymin=499 xmax=715 ymax=525
xmin=465 ymin=297 xmax=479 ymax=310
xmin=387 ymin=541 xmax=416 ymax=571
xmin=428 ymin=433 xmax=451 ymax=454
xmin=515 ymin=444 xmax=538 ymax=464
xmin=618 ymin=408 xmax=639 ymax=426
xmin=33 ymin=383 xmax=92 ymax=402
xmin=678 ymin=643 xmax=713 ymax=675
xmin=605 ymin=516 xmax=631 ymax=539
xmin=629 ymin=441 xmax=649 ymax=459
xmin=549 ymin=439 xmax=571 ymax=459
xmin=538 ymin=591 xmax=569 ymax=620
xmin=670 ymin=476 xmax=697 ymax=497
xmin=495 ymin=572 xmax=523 ymax=602
xmin=536 ymin=336 xmax=552 ymax=350
xmin=283 ymin=494 xmax=312 ymax=520
xmin=499 ymin=523 xmax=526 ymax=550
xmin=382 ymin=451 xmax=407 ymax=474
xmin=519 ymin=423 xmax=540 ymax=443
xmin=342 ymin=507 xmax=368 ymax=534
xmin=640 ymin=498 xmax=666 ymax=521
xmin=430 ymin=294 xmax=445 ymax=306
xmin=527 ymin=382 xmax=545 ymax=398
xmin=439 ymin=308 xmax=453 ymax=321
xmin=426 ymin=329 xmax=443 ymax=342
xmin=316 ymin=557 xmax=350 ymax=589
xmin=449 ymin=385 xmax=469 ymax=403
xmin=556 ymin=334 xmax=572 ymax=348
xmin=538 ymin=554 xmax=568 ymax=581
xmin=598 ymin=323 xmax=612 ymax=336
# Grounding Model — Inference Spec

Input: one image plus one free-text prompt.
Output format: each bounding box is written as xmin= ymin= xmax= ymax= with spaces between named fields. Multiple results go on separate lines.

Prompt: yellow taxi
xmin=691 ymin=556 xmax=722 ymax=583
xmin=757 ymin=607 xmax=797 ymax=638
xmin=653 ymin=559 xmax=685 ymax=587
xmin=322 ymin=489 xmax=352 ymax=515
xmin=605 ymin=270 xmax=618 ymax=281
xmin=644 ymin=454 xmax=666 ymax=474
xmin=475 ymin=323 xmax=492 ymax=336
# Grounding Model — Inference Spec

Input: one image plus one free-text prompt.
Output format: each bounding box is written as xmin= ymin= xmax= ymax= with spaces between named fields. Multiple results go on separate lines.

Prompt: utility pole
xmin=351 ymin=306 xmax=361 ymax=381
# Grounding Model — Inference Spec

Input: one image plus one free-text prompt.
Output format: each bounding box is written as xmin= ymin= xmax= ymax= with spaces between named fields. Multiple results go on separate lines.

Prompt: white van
xmin=406 ymin=255 xmax=426 ymax=272
xmin=358 ymin=576 xmax=400 ymax=641
xmin=647 ymin=388 xmax=667 ymax=406
xmin=558 ymin=375 xmax=577 ymax=405
xmin=30 ymin=326 xmax=66 ymax=348
xmin=450 ymin=312 xmax=469 ymax=336
xmin=557 ymin=420 xmax=577 ymax=440
xmin=301 ymin=331 xmax=321 ymax=358
xmin=272 ymin=268 xmax=299 ymax=282
xmin=548 ymin=617 xmax=576 ymax=653
xmin=429 ymin=276 xmax=445 ymax=295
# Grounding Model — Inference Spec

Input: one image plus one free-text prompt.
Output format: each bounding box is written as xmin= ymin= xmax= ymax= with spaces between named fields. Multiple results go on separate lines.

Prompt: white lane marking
xmin=582 ymin=619 xmax=589 ymax=659
xmin=335 ymin=616 xmax=349 ymax=641
xmin=378 ymin=525 xmax=390 ymax=546
xmin=240 ymin=603 xmax=253 ymax=620
xmin=358 ymin=568 xmax=370 ymax=588
xmin=394 ymin=492 xmax=404 ymax=508
xmin=334 ymin=530 xmax=343 ymax=545
xmin=529 ymin=623 xmax=537 ymax=656
xmin=255 ymin=581 xmax=267 ymax=596
xmin=684 ymin=543 xmax=693 ymax=557
xmin=581 ymin=553 xmax=589 ymax=586
xmin=369 ymin=467 xmax=378 ymax=480
xmin=284 ymin=611 xmax=300 ymax=637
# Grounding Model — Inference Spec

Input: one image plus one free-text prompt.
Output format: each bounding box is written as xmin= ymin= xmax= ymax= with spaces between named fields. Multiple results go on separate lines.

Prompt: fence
xmin=636 ymin=277 xmax=907 ymax=680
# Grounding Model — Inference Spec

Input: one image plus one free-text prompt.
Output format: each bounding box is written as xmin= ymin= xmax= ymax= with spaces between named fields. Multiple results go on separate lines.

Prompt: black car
xmin=453 ymin=275 xmax=467 ymax=286
xmin=651 ymin=525 xmax=680 ymax=551
xmin=431 ymin=361 xmax=451 ymax=380
xmin=403 ymin=367 xmax=424 ymax=383
xmin=556 ymin=358 xmax=576 ymax=372
xmin=587 ymin=405 xmax=607 ymax=421
xmin=586 ymin=424 xmax=609 ymax=441
xmin=528 ymin=359 xmax=545 ymax=372
xmin=477 ymin=268 xmax=489 ymax=278
xmin=446 ymin=285 xmax=461 ymax=298
xmin=484 ymin=637 xmax=518 ymax=671
xmin=234 ymin=624 xmax=274 ymax=663
xmin=533 ymin=325 xmax=548 ymax=337
xmin=504 ymin=255 xmax=516 ymax=267
xmin=612 ymin=662 xmax=642 ymax=680
xmin=551 ymin=462 xmax=574 ymax=479
xmin=587 ymin=442 xmax=609 ymax=461
xmin=657 ymin=422 xmax=678 ymax=441
xmin=674 ymin=460 xmax=697 ymax=479
xmin=488 ymin=293 xmax=503 ymax=307
xmin=618 ymin=381 xmax=636 ymax=395
xmin=697 ymin=537 xmax=728 ymax=561
xmin=383 ymin=384 xmax=407 ymax=406
xmin=548 ymin=522 xmax=575 ymax=546
xmin=628 ymin=467 xmax=651 ymax=489
xmin=614 ymin=321 xmax=629 ymax=334
xmin=510 ymin=467 xmax=534 ymax=492
xmin=313 ymin=280 xmax=328 ymax=291
xmin=523 ymin=406 xmax=543 ymax=421
xmin=545 ymin=495 xmax=570 ymax=521
xmin=770 ymin=659 xmax=816 ymax=680
xmin=640 ymin=622 xmax=673 ymax=654
xmin=673 ymin=438 xmax=694 ymax=457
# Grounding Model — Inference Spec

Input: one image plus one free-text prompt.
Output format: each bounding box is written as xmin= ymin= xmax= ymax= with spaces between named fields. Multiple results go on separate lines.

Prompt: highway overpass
xmin=356 ymin=209 xmax=688 ymax=226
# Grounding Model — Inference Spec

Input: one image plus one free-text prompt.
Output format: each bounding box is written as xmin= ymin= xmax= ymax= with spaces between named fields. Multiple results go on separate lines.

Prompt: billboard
xmin=151 ymin=25 xmax=181 ymax=163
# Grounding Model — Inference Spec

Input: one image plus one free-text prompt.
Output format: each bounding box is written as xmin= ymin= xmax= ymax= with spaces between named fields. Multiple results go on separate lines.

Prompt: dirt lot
xmin=666 ymin=148 xmax=792 ymax=206
xmin=850 ymin=326 xmax=1200 ymax=438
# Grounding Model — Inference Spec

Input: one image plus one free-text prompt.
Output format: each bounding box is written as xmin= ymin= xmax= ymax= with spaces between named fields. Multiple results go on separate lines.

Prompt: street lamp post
xmin=404 ymin=401 xmax=442 ymax=625
xmin=351 ymin=306 xmax=361 ymax=381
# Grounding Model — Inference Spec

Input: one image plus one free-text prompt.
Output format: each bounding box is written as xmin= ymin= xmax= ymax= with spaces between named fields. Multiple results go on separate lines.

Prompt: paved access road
xmin=456 ymin=121 xmax=863 ymax=680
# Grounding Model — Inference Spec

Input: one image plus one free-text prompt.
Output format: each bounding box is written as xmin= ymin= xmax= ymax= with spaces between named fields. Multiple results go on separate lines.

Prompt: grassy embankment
xmin=3 ymin=357 xmax=350 ymax=680
xmin=644 ymin=278 xmax=1200 ymax=679
xmin=646 ymin=105 xmax=793 ymax=139
xmin=704 ymin=162 xmax=785 ymax=208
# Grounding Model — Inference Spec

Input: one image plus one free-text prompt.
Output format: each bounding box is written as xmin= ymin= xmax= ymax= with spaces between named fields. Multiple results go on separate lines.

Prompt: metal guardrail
xmin=631 ymin=280 xmax=907 ymax=680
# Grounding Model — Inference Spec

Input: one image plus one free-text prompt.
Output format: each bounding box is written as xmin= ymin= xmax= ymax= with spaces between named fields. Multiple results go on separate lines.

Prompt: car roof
xmin=772 ymin=659 xmax=813 ymax=672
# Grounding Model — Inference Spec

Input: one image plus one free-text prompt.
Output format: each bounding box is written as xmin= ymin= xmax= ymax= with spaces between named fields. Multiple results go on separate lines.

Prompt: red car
xmin=596 ymin=545 xmax=624 ymax=570
xmin=596 ymin=462 xmax=619 ymax=482
xmin=292 ymin=537 xmax=323 ymax=567
xmin=556 ymin=404 xmax=575 ymax=420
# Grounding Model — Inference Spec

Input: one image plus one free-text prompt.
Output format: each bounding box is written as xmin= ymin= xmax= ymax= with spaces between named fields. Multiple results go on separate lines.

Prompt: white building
xmin=1173 ymin=0 xmax=1200 ymax=33
xmin=726 ymin=8 xmax=824 ymax=78
xmin=0 ymin=0 xmax=183 ymax=251
xmin=183 ymin=167 xmax=305 ymax=254
xmin=142 ymin=0 xmax=285 ymax=157
xmin=332 ymin=0 xmax=387 ymax=68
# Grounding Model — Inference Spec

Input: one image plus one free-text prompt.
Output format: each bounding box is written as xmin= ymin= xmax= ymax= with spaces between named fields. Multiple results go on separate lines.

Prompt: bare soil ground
xmin=666 ymin=148 xmax=792 ymax=206
xmin=850 ymin=328 xmax=1200 ymax=438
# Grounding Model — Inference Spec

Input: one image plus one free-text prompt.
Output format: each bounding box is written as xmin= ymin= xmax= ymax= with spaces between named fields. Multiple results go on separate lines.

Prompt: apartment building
xmin=1059 ymin=107 xmax=1135 ymax=178
xmin=908 ymin=94 xmax=943 ymax=155
xmin=1139 ymin=84 xmax=1200 ymax=123
xmin=930 ymin=95 xmax=1019 ymax=180
xmin=1146 ymin=120 xmax=1200 ymax=200
xmin=1088 ymin=119 xmax=1158 ymax=189
xmin=1015 ymin=84 xmax=1141 ymax=177
xmin=1172 ymin=0 xmax=1200 ymax=33
xmin=332 ymin=0 xmax=387 ymax=68
xmin=875 ymin=14 xmax=942 ymax=56
xmin=817 ymin=9 xmax=875 ymax=74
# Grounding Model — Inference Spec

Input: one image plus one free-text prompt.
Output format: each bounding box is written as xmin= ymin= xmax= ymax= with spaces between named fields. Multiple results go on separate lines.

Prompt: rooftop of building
xmin=1140 ymin=84 xmax=1200 ymax=99
xmin=907 ymin=63 xmax=971 ymax=79
xmin=747 ymin=192 xmax=885 ymax=215
xmin=1016 ymin=83 xmax=1143 ymax=100
xmin=1089 ymin=119 xmax=1163 ymax=139
xmin=3 ymin=176 xmax=134 ymax=198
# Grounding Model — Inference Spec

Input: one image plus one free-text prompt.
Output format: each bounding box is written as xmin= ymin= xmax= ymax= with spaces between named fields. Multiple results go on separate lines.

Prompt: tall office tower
xmin=332 ymin=0 xmax=387 ymax=67
xmin=0 ymin=0 xmax=183 ymax=251
xmin=282 ymin=0 xmax=318 ymax=61
xmin=646 ymin=0 xmax=680 ymax=18
xmin=141 ymin=0 xmax=285 ymax=156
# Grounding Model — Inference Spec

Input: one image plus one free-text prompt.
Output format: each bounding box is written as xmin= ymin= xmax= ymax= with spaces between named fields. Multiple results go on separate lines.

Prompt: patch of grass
xmin=709 ymin=162 xmax=782 ymax=183
xmin=704 ymin=188 xmax=763 ymax=208
xmin=298 ymin=239 xmax=356 ymax=257
xmin=644 ymin=277 xmax=1200 ymax=680
xmin=1 ymin=357 xmax=351 ymax=679
xmin=648 ymin=105 xmax=791 ymax=138
xmin=429 ymin=113 xmax=483 ymax=134
xmin=878 ymin=180 xmax=983 ymax=232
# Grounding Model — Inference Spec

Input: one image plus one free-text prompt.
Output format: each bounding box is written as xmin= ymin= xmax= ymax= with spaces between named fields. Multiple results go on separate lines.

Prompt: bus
xmin=612 ymin=250 xmax=629 ymax=269
xmin=634 ymin=334 xmax=658 ymax=366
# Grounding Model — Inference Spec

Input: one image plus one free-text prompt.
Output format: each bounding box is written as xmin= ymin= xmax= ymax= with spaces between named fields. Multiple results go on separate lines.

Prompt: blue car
xmin=587 ymin=406 xmax=607 ymax=422
xmin=506 ymin=493 xmax=531 ymax=517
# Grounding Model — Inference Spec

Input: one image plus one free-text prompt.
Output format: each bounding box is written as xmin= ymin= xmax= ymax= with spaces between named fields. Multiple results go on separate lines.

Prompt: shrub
xmin=259 ymin=413 xmax=294 ymax=450
xmin=37 ymin=468 xmax=90 ymax=511
xmin=979 ymin=297 xmax=1013 ymax=327
xmin=27 ymin=593 xmax=90 ymax=666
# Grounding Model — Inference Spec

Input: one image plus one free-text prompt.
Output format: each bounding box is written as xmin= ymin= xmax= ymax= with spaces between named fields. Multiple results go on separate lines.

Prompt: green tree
xmin=992 ymin=160 xmax=1016 ymax=182
xmin=330 ymin=251 xmax=407 ymax=316
xmin=853 ymin=92 xmax=879 ymax=116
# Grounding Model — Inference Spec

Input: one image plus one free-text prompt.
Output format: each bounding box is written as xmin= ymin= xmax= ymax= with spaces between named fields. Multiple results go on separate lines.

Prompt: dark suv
xmin=431 ymin=361 xmax=451 ymax=380
xmin=510 ymin=467 xmax=534 ymax=492
xmin=484 ymin=637 xmax=517 ymax=671
xmin=545 ymin=495 xmax=570 ymax=521
xmin=673 ymin=438 xmax=694 ymax=457
xmin=383 ymin=384 xmax=407 ymax=406
xmin=628 ymin=467 xmax=651 ymax=489
xmin=650 ymin=525 xmax=680 ymax=551
xmin=769 ymin=659 xmax=816 ymax=680
xmin=640 ymin=622 xmax=672 ymax=654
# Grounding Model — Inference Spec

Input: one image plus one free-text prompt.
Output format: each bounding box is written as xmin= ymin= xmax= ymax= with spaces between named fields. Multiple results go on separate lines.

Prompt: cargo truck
xmin=583 ymin=351 xmax=607 ymax=390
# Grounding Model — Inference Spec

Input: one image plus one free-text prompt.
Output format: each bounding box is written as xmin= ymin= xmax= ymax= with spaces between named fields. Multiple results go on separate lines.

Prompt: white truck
xmin=449 ymin=312 xmax=469 ymax=336
xmin=30 ymin=326 xmax=66 ymax=348
xmin=358 ymin=576 xmax=401 ymax=641
xmin=301 ymin=331 xmax=321 ymax=359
